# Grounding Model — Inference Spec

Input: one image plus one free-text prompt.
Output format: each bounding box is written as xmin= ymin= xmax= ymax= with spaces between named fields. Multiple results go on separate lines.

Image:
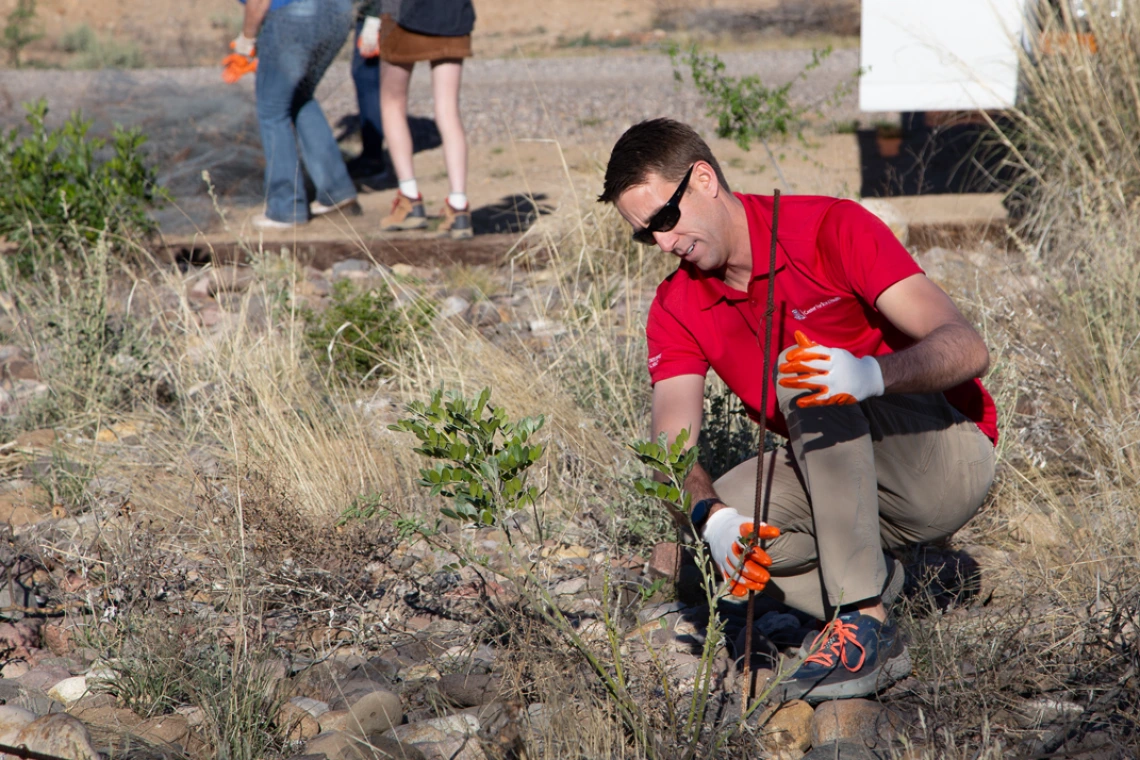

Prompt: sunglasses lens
xmin=633 ymin=228 xmax=656 ymax=245
xmin=654 ymin=206 xmax=680 ymax=234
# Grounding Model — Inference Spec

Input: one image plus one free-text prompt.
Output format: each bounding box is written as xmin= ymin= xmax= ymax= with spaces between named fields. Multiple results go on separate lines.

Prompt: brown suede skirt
xmin=379 ymin=15 xmax=472 ymax=64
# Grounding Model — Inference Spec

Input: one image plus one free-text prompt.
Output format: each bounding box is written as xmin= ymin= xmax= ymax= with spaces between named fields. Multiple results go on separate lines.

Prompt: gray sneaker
xmin=775 ymin=612 xmax=911 ymax=704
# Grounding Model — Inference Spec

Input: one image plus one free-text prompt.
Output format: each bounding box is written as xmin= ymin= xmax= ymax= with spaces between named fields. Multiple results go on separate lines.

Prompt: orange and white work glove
xmin=222 ymin=34 xmax=258 ymax=84
xmin=701 ymin=508 xmax=780 ymax=597
xmin=777 ymin=330 xmax=885 ymax=409
xmin=357 ymin=16 xmax=381 ymax=58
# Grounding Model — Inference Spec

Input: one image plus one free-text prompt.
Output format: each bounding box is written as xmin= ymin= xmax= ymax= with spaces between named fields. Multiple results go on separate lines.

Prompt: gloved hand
xmin=701 ymin=508 xmax=780 ymax=597
xmin=222 ymin=35 xmax=258 ymax=84
xmin=777 ymin=330 xmax=885 ymax=408
xmin=357 ymin=16 xmax=381 ymax=58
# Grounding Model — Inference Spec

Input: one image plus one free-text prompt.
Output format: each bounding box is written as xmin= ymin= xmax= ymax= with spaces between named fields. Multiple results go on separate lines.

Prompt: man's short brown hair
xmin=597 ymin=118 xmax=730 ymax=204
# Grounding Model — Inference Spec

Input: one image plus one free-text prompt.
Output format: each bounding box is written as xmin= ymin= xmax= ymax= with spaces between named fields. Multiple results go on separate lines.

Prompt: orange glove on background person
xmin=357 ymin=16 xmax=381 ymax=58
xmin=778 ymin=330 xmax=885 ymax=408
xmin=222 ymin=33 xmax=258 ymax=84
xmin=701 ymin=508 xmax=781 ymax=597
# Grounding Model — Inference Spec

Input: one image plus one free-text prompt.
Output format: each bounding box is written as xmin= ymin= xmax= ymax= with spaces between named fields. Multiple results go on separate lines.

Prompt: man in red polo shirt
xmin=598 ymin=119 xmax=997 ymax=703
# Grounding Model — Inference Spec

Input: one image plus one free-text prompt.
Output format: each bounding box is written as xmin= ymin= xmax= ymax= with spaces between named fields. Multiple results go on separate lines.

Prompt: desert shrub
xmin=60 ymin=23 xmax=144 ymax=69
xmin=304 ymin=278 xmax=434 ymax=382
xmin=2 ymin=0 xmax=42 ymax=67
xmin=392 ymin=386 xmax=545 ymax=530
xmin=0 ymin=99 xmax=167 ymax=265
xmin=0 ymin=240 xmax=169 ymax=431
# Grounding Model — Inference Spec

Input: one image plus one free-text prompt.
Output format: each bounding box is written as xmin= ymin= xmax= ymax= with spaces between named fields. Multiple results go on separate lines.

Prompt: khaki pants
xmin=713 ymin=353 xmax=996 ymax=621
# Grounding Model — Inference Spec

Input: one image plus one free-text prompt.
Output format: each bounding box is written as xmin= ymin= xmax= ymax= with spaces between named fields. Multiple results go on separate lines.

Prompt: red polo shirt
xmin=645 ymin=193 xmax=998 ymax=444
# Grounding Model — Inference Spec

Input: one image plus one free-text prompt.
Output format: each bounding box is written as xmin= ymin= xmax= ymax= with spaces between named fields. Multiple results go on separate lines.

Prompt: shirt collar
xmin=690 ymin=193 xmax=787 ymax=310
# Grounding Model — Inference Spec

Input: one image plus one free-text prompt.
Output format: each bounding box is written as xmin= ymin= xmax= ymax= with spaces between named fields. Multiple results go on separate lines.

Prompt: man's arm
xmin=243 ymin=0 xmax=272 ymax=38
xmin=651 ymin=374 xmax=723 ymax=510
xmin=873 ymin=273 xmax=990 ymax=393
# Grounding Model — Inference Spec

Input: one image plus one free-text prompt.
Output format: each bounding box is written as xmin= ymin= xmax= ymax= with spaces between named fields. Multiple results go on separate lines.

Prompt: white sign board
xmin=860 ymin=0 xmax=1029 ymax=112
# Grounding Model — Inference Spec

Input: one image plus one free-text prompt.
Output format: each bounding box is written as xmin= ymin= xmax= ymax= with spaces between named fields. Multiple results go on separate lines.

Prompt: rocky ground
xmin=0 ymin=224 xmax=1113 ymax=760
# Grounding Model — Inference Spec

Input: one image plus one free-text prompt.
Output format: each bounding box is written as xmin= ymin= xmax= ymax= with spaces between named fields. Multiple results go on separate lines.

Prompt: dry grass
xmin=4 ymin=11 xmax=1140 ymax=752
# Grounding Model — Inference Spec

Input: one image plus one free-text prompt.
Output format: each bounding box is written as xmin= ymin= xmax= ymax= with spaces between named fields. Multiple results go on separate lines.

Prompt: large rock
xmin=801 ymin=741 xmax=887 ymax=760
xmin=9 ymin=714 xmax=99 ymax=760
xmin=0 ymin=705 xmax=37 ymax=745
xmin=293 ymin=660 xmax=354 ymax=702
xmin=280 ymin=701 xmax=322 ymax=742
xmin=811 ymin=699 xmax=898 ymax=749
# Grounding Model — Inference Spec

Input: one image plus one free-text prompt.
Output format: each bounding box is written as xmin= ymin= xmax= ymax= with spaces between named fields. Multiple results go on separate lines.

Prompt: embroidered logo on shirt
xmin=791 ymin=296 xmax=841 ymax=321
xmin=648 ymin=353 xmax=662 ymax=370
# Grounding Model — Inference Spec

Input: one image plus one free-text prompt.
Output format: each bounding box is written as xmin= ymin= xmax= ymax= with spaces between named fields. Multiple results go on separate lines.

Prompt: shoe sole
xmin=774 ymin=646 xmax=912 ymax=704
xmin=311 ymin=201 xmax=363 ymax=217
xmin=381 ymin=218 xmax=428 ymax=231
xmin=447 ymin=227 xmax=473 ymax=239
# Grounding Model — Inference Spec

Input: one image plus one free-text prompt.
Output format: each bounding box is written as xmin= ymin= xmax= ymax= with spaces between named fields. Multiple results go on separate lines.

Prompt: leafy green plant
xmin=629 ymin=427 xmax=700 ymax=519
xmin=2 ymin=0 xmax=42 ymax=68
xmin=390 ymin=387 xmax=545 ymax=531
xmin=668 ymin=43 xmax=849 ymax=189
xmin=304 ymin=279 xmax=433 ymax=382
xmin=0 ymin=99 xmax=167 ymax=263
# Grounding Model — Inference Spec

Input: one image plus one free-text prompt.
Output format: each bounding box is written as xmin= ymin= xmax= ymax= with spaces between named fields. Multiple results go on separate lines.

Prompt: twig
xmin=742 ymin=189 xmax=781 ymax=717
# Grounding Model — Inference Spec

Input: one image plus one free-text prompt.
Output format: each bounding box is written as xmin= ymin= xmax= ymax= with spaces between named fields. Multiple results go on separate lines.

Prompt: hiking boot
xmin=381 ymin=192 xmax=428 ymax=230
xmin=438 ymin=200 xmax=473 ymax=239
xmin=795 ymin=555 xmax=906 ymax=657
xmin=775 ymin=611 xmax=911 ymax=704
xmin=310 ymin=197 xmax=363 ymax=217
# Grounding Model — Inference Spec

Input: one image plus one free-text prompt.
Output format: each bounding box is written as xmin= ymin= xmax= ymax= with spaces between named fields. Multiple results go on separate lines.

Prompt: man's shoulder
xmin=738 ymin=193 xmax=852 ymax=239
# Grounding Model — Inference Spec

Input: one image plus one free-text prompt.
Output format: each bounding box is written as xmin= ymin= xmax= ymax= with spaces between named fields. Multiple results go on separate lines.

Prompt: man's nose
xmin=655 ymin=229 xmax=680 ymax=253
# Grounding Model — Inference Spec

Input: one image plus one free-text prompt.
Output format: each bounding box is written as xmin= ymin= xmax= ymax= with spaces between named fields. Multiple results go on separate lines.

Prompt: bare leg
xmin=379 ymin=60 xmax=415 ymax=184
xmin=430 ymin=58 xmax=467 ymax=197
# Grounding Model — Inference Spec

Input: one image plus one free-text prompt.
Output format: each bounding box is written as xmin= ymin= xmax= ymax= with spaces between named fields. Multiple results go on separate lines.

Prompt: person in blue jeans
xmin=230 ymin=0 xmax=360 ymax=229
xmin=349 ymin=1 xmax=387 ymax=184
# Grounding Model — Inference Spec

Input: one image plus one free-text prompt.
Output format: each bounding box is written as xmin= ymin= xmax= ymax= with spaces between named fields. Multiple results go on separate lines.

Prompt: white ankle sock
xmin=448 ymin=192 xmax=468 ymax=210
xmin=399 ymin=179 xmax=420 ymax=199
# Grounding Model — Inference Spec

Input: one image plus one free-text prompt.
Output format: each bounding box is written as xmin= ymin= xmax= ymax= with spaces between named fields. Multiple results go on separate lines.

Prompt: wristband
xmin=689 ymin=497 xmax=722 ymax=533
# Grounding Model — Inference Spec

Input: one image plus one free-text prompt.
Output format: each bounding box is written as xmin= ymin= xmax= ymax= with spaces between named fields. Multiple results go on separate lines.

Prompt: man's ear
xmin=695 ymin=161 xmax=719 ymax=198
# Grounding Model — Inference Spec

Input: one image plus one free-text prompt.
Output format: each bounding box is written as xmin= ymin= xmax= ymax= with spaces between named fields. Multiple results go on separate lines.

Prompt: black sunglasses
xmin=632 ymin=164 xmax=694 ymax=245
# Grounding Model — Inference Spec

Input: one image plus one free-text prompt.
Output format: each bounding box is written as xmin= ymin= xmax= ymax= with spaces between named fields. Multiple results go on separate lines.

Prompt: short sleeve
xmin=646 ymin=297 xmax=709 ymax=384
xmin=817 ymin=201 xmax=923 ymax=305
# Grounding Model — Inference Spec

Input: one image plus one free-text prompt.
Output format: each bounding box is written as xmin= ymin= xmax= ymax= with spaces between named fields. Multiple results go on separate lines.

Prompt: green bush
xmin=304 ymin=279 xmax=433 ymax=382
xmin=2 ymin=0 xmax=43 ymax=68
xmin=391 ymin=387 xmax=545 ymax=530
xmin=0 ymin=99 xmax=167 ymax=264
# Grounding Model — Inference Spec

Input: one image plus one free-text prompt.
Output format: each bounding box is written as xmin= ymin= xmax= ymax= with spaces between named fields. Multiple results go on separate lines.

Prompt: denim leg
xmin=255 ymin=34 xmax=308 ymax=223
xmin=257 ymin=0 xmax=356 ymax=218
xmin=352 ymin=19 xmax=384 ymax=159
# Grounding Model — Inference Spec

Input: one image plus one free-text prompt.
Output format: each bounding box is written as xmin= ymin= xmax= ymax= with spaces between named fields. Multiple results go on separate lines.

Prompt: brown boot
xmin=381 ymin=192 xmax=428 ymax=230
xmin=438 ymin=200 xmax=473 ymax=239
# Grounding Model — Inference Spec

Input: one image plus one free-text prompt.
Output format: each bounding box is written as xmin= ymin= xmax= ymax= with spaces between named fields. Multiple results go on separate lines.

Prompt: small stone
xmin=436 ymin=674 xmax=502 ymax=708
xmin=0 ymin=705 xmax=36 ymax=745
xmin=387 ymin=714 xmax=480 ymax=745
xmin=399 ymin=663 xmax=440 ymax=682
xmin=135 ymin=713 xmax=191 ymax=746
xmin=332 ymin=259 xmax=373 ymax=276
xmin=414 ymin=737 xmax=487 ymax=760
xmin=3 ymin=358 xmax=38 ymax=381
xmin=345 ymin=689 xmax=404 ymax=738
xmin=0 ymin=679 xmax=60 ymax=716
xmin=811 ymin=699 xmax=897 ymax=749
xmin=319 ymin=709 xmax=352 ymax=733
xmin=47 ymin=675 xmax=87 ymax=704
xmin=295 ymin=278 xmax=332 ymax=297
xmin=13 ymin=429 xmax=55 ymax=448
xmin=438 ymin=296 xmax=471 ymax=319
xmin=12 ymin=714 xmax=99 ymax=760
xmin=801 ymin=741 xmax=881 ymax=760
xmin=280 ymin=701 xmax=322 ymax=741
xmin=759 ymin=699 xmax=813 ymax=756
xmin=648 ymin=542 xmax=684 ymax=580
xmin=551 ymin=578 xmax=586 ymax=596
xmin=464 ymin=301 xmax=503 ymax=328
xmin=15 ymin=664 xmax=73 ymax=693
xmin=292 ymin=696 xmax=331 ymax=719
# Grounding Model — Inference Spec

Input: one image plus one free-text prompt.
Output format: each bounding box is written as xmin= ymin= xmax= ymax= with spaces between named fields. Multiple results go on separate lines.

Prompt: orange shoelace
xmin=803 ymin=618 xmax=867 ymax=671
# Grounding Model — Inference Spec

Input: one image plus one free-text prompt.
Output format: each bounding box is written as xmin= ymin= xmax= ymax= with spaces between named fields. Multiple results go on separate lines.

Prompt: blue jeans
xmin=352 ymin=18 xmax=384 ymax=161
xmin=255 ymin=0 xmax=356 ymax=223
